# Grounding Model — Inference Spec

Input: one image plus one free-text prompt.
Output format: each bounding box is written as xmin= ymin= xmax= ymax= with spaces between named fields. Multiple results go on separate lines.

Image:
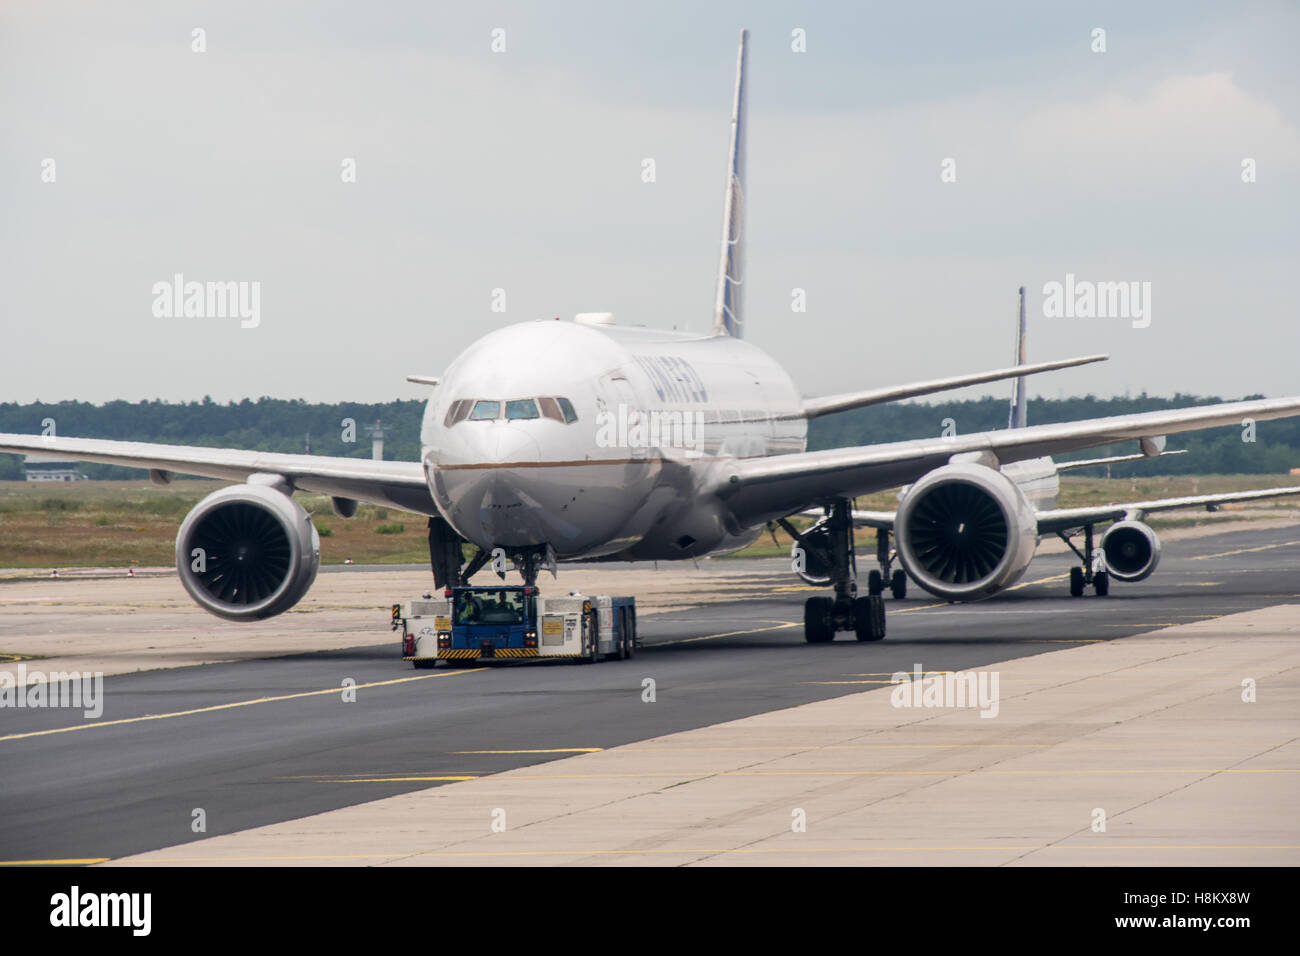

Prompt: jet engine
xmin=895 ymin=462 xmax=1038 ymax=601
xmin=1100 ymin=520 xmax=1160 ymax=582
xmin=175 ymin=482 xmax=320 ymax=621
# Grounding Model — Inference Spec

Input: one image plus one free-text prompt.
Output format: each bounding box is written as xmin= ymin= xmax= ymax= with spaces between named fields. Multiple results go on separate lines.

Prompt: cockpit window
xmin=538 ymin=396 xmax=563 ymax=422
xmin=505 ymin=399 xmax=539 ymax=420
xmin=444 ymin=397 xmax=576 ymax=426
xmin=443 ymin=399 xmax=471 ymax=427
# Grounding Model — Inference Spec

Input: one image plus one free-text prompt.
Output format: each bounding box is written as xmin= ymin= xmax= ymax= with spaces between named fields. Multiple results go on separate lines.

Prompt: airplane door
xmin=745 ymin=367 xmax=777 ymax=455
xmin=602 ymin=374 xmax=647 ymax=460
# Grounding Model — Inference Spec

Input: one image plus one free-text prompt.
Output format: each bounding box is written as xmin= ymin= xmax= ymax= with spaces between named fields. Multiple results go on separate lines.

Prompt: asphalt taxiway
xmin=1 ymin=523 xmax=1297 ymax=864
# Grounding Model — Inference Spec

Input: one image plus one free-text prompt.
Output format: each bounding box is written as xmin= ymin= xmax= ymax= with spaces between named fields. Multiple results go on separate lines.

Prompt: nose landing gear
xmin=866 ymin=529 xmax=908 ymax=599
xmin=505 ymin=545 xmax=557 ymax=589
xmin=1058 ymin=525 xmax=1110 ymax=597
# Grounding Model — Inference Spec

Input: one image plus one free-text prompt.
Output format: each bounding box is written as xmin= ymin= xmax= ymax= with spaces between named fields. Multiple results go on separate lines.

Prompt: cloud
xmin=1016 ymin=71 xmax=1300 ymax=182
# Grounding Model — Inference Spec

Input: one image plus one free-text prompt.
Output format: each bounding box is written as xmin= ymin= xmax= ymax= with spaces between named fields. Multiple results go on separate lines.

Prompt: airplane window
xmin=538 ymin=396 xmax=563 ymax=422
xmin=469 ymin=400 xmax=501 ymax=421
xmin=557 ymin=397 xmax=578 ymax=423
xmin=443 ymin=399 xmax=472 ymax=427
xmin=443 ymin=400 xmax=462 ymax=428
xmin=505 ymin=399 xmax=540 ymax=420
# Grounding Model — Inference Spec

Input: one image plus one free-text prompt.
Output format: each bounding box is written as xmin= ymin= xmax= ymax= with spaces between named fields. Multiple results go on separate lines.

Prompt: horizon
xmin=0 ymin=389 xmax=1275 ymax=409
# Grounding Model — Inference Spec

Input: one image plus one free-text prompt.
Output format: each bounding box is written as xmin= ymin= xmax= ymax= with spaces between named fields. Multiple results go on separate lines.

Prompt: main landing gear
xmin=784 ymin=500 xmax=886 ymax=644
xmin=866 ymin=529 xmax=908 ymax=600
xmin=1057 ymin=524 xmax=1109 ymax=597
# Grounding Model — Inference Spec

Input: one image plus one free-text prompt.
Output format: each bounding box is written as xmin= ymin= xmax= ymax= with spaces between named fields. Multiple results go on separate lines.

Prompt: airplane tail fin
xmin=1007 ymin=286 xmax=1028 ymax=429
xmin=711 ymin=29 xmax=748 ymax=338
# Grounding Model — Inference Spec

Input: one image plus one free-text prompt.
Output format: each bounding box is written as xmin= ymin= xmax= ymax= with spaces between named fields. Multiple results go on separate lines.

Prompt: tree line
xmin=1 ymin=393 xmax=1296 ymax=479
xmin=810 ymin=393 xmax=1300 ymax=475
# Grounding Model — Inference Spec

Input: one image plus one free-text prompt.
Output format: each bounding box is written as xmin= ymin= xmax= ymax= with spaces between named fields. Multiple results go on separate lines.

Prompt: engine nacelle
xmin=175 ymin=483 xmax=321 ymax=621
xmin=895 ymin=463 xmax=1038 ymax=601
xmin=790 ymin=516 xmax=834 ymax=585
xmin=1100 ymin=520 xmax=1160 ymax=582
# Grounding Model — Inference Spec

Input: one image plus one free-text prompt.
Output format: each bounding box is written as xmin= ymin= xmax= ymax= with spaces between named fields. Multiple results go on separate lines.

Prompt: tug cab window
xmin=454 ymin=589 xmax=528 ymax=626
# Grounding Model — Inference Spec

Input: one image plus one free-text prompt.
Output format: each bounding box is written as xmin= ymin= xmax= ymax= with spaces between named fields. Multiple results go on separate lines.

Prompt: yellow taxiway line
xmin=0 ymin=858 xmax=111 ymax=866
xmin=1192 ymin=539 xmax=1300 ymax=560
xmin=0 ymin=668 xmax=486 ymax=744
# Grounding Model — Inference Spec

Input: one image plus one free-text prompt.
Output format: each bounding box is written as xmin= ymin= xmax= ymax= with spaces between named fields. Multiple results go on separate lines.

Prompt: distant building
xmin=23 ymin=455 xmax=87 ymax=482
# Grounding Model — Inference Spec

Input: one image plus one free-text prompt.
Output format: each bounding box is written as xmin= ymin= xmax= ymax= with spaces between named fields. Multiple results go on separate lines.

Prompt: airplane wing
xmin=1035 ymin=486 xmax=1300 ymax=535
xmin=1054 ymin=449 xmax=1187 ymax=472
xmin=0 ymin=434 xmax=436 ymax=515
xmin=718 ymin=395 xmax=1300 ymax=526
xmin=800 ymin=354 xmax=1106 ymax=418
xmin=846 ymin=510 xmax=895 ymax=530
xmin=811 ymin=482 xmax=1300 ymax=538
xmin=798 ymin=507 xmax=896 ymax=530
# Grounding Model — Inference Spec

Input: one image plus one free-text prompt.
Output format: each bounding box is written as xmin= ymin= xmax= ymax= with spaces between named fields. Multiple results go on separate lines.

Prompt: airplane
xmin=785 ymin=286 xmax=1300 ymax=603
xmin=3 ymin=30 xmax=1300 ymax=645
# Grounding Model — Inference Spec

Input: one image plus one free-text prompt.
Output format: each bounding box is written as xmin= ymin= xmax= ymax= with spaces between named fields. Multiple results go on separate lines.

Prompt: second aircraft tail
xmin=1008 ymin=286 xmax=1029 ymax=428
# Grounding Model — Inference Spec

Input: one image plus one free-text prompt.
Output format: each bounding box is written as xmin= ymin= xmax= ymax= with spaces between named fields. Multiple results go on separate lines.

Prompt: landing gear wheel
xmin=890 ymin=569 xmax=907 ymax=600
xmin=1093 ymin=571 xmax=1110 ymax=596
xmin=803 ymin=597 xmax=834 ymax=644
xmin=867 ymin=570 xmax=884 ymax=596
xmin=1069 ymin=566 xmax=1085 ymax=597
xmin=853 ymin=595 xmax=886 ymax=641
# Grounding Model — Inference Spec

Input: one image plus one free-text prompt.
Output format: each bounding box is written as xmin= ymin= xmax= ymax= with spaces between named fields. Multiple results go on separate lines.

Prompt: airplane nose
xmin=480 ymin=425 xmax=541 ymax=466
xmin=434 ymin=425 xmax=552 ymax=547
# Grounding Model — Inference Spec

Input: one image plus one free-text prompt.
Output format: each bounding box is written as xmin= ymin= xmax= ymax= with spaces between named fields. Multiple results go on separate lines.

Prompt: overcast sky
xmin=3 ymin=0 xmax=1297 ymax=406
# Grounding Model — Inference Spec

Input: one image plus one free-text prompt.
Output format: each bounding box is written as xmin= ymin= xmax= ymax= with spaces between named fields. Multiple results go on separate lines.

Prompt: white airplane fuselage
xmin=421 ymin=318 xmax=1063 ymax=565
xmin=422 ymin=319 xmax=805 ymax=560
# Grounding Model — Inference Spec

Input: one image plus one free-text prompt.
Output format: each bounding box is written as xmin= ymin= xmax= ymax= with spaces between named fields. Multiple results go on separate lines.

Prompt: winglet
xmin=711 ymin=29 xmax=748 ymax=338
